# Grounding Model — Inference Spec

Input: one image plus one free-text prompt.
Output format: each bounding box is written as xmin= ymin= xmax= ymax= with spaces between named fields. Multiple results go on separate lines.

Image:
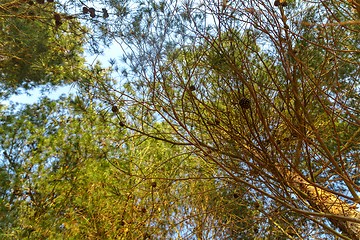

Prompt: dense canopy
xmin=1 ymin=0 xmax=359 ymax=239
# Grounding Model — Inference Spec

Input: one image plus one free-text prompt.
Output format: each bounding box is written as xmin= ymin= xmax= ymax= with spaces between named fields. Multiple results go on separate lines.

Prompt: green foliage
xmin=1 ymin=0 xmax=359 ymax=239
xmin=0 ymin=0 xmax=86 ymax=98
xmin=93 ymin=0 xmax=359 ymax=238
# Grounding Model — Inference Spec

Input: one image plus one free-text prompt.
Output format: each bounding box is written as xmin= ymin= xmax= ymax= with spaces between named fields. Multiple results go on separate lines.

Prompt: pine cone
xmin=189 ymin=85 xmax=196 ymax=91
xmin=82 ymin=7 xmax=89 ymax=14
xmin=274 ymin=0 xmax=287 ymax=7
xmin=88 ymin=7 xmax=96 ymax=18
xmin=102 ymin=8 xmax=109 ymax=18
xmin=239 ymin=97 xmax=251 ymax=109
xmin=111 ymin=105 xmax=119 ymax=113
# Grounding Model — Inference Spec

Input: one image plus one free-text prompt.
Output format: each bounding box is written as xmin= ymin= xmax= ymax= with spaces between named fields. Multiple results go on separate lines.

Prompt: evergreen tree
xmin=85 ymin=0 xmax=360 ymax=238
xmin=0 ymin=0 xmax=85 ymax=98
xmin=1 ymin=0 xmax=359 ymax=239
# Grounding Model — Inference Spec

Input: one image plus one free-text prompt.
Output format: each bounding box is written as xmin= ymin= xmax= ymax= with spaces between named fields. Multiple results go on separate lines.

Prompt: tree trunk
xmin=281 ymin=167 xmax=360 ymax=239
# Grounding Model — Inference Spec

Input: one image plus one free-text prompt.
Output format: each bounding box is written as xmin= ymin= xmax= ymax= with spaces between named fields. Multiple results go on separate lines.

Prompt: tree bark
xmin=281 ymin=167 xmax=360 ymax=239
